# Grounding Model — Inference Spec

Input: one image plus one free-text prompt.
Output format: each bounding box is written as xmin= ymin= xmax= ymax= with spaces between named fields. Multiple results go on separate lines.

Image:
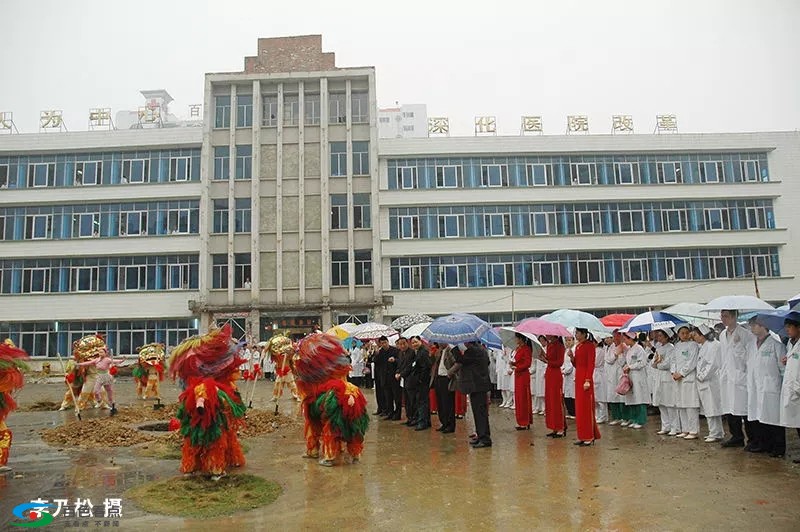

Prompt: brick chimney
xmin=244 ymin=35 xmax=338 ymax=73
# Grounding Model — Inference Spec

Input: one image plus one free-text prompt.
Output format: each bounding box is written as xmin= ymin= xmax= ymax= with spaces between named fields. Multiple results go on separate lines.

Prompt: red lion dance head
xmin=168 ymin=324 xmax=245 ymax=388
xmin=0 ymin=339 xmax=29 ymax=420
xmin=294 ymin=333 xmax=351 ymax=385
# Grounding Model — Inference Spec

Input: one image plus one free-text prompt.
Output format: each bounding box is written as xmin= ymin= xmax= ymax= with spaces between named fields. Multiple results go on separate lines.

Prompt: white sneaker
xmin=630 ymin=423 xmax=642 ymax=429
xmin=683 ymin=433 xmax=698 ymax=440
xmin=608 ymin=420 xmax=620 ymax=426
xmin=704 ymin=436 xmax=721 ymax=443
xmin=667 ymin=431 xmax=678 ymax=436
xmin=675 ymin=432 xmax=687 ymax=438
xmin=656 ymin=429 xmax=669 ymax=435
xmin=620 ymin=421 xmax=631 ymax=427
xmin=597 ymin=420 xmax=606 ymax=424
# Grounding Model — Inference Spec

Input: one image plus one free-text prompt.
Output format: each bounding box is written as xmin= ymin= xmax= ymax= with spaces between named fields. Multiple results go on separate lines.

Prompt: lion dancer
xmin=294 ymin=334 xmax=369 ymax=467
xmin=73 ymin=335 xmax=112 ymax=410
xmin=266 ymin=335 xmax=300 ymax=407
xmin=0 ymin=339 xmax=29 ymax=473
xmin=169 ymin=324 xmax=246 ymax=480
xmin=59 ymin=358 xmax=85 ymax=411
xmin=133 ymin=343 xmax=165 ymax=400
xmin=78 ymin=343 xmax=124 ymax=416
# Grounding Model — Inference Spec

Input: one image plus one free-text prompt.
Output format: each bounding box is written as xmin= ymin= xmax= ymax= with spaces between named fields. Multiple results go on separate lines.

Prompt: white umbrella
xmin=351 ymin=322 xmax=398 ymax=340
xmin=401 ymin=321 xmax=432 ymax=339
xmin=788 ymin=293 xmax=800 ymax=309
xmin=662 ymin=302 xmax=717 ymax=327
xmin=539 ymin=309 xmax=611 ymax=339
xmin=497 ymin=327 xmax=545 ymax=356
xmin=701 ymin=295 xmax=775 ymax=313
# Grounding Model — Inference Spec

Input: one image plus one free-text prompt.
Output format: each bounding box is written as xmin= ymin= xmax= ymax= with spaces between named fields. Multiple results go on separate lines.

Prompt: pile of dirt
xmin=41 ymin=421 xmax=156 ymax=448
xmin=18 ymin=400 xmax=61 ymax=412
xmin=240 ymin=410 xmax=301 ymax=437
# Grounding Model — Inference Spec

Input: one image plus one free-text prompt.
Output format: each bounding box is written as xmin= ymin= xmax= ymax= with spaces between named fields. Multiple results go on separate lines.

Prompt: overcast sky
xmin=1 ymin=0 xmax=798 ymax=136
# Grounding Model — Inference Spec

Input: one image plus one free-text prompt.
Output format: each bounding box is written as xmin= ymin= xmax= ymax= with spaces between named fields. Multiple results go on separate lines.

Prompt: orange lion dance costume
xmin=0 ymin=339 xmax=29 ymax=472
xmin=133 ymin=343 xmax=165 ymax=400
xmin=169 ymin=324 xmax=246 ymax=479
xmin=295 ymin=333 xmax=369 ymax=467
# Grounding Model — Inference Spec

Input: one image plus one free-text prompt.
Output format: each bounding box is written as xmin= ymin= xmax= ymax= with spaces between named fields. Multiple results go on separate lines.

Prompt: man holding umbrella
xmin=449 ymin=342 xmax=493 ymax=448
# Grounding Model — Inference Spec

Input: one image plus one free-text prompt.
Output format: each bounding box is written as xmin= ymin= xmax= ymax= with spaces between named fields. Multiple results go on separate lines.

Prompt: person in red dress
xmin=544 ymin=335 xmax=567 ymax=437
xmin=572 ymin=328 xmax=601 ymax=446
xmin=509 ymin=333 xmax=533 ymax=430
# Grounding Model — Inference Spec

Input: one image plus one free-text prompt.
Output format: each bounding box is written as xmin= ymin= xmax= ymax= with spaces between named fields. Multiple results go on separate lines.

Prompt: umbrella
xmin=662 ymin=303 xmax=717 ymax=327
xmin=480 ymin=328 xmax=504 ymax=350
xmin=401 ymin=321 xmax=432 ymax=339
xmin=351 ymin=322 xmax=398 ymax=340
xmin=789 ymin=293 xmax=800 ymax=309
xmin=600 ymin=314 xmax=635 ymax=329
xmin=752 ymin=310 xmax=800 ymax=336
xmin=619 ymin=311 xmax=687 ymax=333
xmin=390 ymin=314 xmax=434 ymax=331
xmin=539 ymin=309 xmax=611 ymax=338
xmin=341 ymin=336 xmax=363 ymax=350
xmin=701 ymin=295 xmax=774 ymax=313
xmin=421 ymin=313 xmax=492 ymax=344
xmin=325 ymin=324 xmax=354 ymax=339
xmin=497 ymin=327 xmax=545 ymax=356
xmin=514 ymin=318 xmax=571 ymax=338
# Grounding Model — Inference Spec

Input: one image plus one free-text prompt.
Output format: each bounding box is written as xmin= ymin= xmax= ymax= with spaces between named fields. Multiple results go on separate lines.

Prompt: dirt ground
xmin=2 ymin=378 xmax=799 ymax=531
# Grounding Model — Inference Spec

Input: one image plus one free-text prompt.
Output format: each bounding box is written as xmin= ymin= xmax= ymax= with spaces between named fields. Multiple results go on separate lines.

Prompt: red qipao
xmin=574 ymin=340 xmax=601 ymax=442
xmin=513 ymin=345 xmax=533 ymax=427
xmin=544 ymin=341 xmax=565 ymax=432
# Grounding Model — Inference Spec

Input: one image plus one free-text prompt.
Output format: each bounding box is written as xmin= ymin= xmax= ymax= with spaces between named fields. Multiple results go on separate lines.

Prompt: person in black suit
xmin=371 ymin=341 xmax=388 ymax=416
xmin=407 ymin=336 xmax=432 ymax=430
xmin=430 ymin=343 xmax=457 ymax=433
xmin=378 ymin=336 xmax=402 ymax=420
xmin=449 ymin=342 xmax=493 ymax=447
xmin=394 ymin=337 xmax=416 ymax=425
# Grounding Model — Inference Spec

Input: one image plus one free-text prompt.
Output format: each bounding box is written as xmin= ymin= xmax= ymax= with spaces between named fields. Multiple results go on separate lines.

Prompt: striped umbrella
xmin=351 ymin=322 xmax=398 ymax=340
xmin=619 ymin=311 xmax=687 ymax=333
xmin=390 ymin=314 xmax=434 ymax=331
xmin=421 ymin=313 xmax=491 ymax=344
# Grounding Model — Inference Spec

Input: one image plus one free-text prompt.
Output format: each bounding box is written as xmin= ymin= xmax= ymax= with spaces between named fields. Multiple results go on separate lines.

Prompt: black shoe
xmin=373 ymin=411 xmax=383 ymax=416
xmin=441 ymin=427 xmax=455 ymax=434
xmin=793 ymin=458 xmax=800 ymax=464
xmin=770 ymin=450 xmax=785 ymax=458
xmin=389 ymin=415 xmax=401 ymax=421
xmin=745 ymin=446 xmax=766 ymax=453
xmin=471 ymin=440 xmax=492 ymax=448
xmin=721 ymin=438 xmax=744 ymax=448
xmin=552 ymin=432 xmax=566 ymax=438
xmin=436 ymin=425 xmax=445 ymax=432
xmin=515 ymin=425 xmax=530 ymax=431
xmin=404 ymin=420 xmax=416 ymax=426
xmin=573 ymin=440 xmax=594 ymax=447
xmin=414 ymin=424 xmax=430 ymax=431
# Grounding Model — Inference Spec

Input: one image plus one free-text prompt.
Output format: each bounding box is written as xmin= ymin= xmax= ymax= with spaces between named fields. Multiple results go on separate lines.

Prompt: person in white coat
xmin=672 ymin=325 xmax=701 ymax=439
xmin=652 ymin=329 xmax=679 ymax=435
xmin=562 ymin=338 xmax=576 ymax=419
xmin=533 ymin=339 xmax=547 ymax=415
xmin=604 ymin=334 xmax=627 ymax=425
xmin=594 ymin=340 xmax=608 ymax=423
xmin=621 ymin=332 xmax=650 ymax=428
xmin=496 ymin=347 xmax=515 ymax=408
xmin=748 ymin=316 xmax=787 ymax=457
xmin=779 ymin=317 xmax=800 ymax=464
xmin=718 ymin=310 xmax=758 ymax=448
xmin=692 ymin=325 xmax=725 ymax=442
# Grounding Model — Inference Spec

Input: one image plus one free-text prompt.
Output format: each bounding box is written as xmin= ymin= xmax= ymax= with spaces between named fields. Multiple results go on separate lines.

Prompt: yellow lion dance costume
xmin=133 ymin=343 xmax=165 ymax=400
xmin=266 ymin=335 xmax=300 ymax=403
xmin=295 ymin=333 xmax=369 ymax=467
xmin=60 ymin=334 xmax=110 ymax=411
xmin=1 ymin=339 xmax=29 ymax=472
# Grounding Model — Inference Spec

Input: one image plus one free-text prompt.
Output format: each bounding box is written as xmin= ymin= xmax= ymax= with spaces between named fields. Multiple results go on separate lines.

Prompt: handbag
xmin=615 ymin=373 xmax=632 ymax=395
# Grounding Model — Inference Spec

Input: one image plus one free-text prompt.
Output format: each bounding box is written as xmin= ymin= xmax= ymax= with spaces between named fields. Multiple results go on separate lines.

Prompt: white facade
xmin=378 ymin=104 xmax=427 ymax=139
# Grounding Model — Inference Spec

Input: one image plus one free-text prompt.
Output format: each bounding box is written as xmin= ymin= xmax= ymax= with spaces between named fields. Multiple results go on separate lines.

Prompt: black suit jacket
xmin=448 ymin=343 xmax=492 ymax=394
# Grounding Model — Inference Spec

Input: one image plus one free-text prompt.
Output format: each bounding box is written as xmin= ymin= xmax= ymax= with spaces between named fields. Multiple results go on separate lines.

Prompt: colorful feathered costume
xmin=133 ymin=343 xmax=165 ymax=400
xmin=169 ymin=324 xmax=246 ymax=478
xmin=295 ymin=333 xmax=369 ymax=466
xmin=60 ymin=335 xmax=110 ymax=411
xmin=0 ymin=339 xmax=29 ymax=471
xmin=266 ymin=335 xmax=300 ymax=402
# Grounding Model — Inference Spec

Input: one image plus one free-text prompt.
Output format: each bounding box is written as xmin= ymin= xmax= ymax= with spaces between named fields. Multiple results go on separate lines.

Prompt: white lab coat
xmin=562 ymin=349 xmax=575 ymax=399
xmin=673 ymin=340 xmax=700 ymax=408
xmin=488 ymin=348 xmax=499 ymax=385
xmin=534 ymin=358 xmax=546 ymax=398
xmin=780 ymin=339 xmax=800 ymax=428
xmin=652 ymin=342 xmax=676 ymax=407
xmin=624 ymin=343 xmax=650 ymax=405
xmin=605 ymin=343 xmax=626 ymax=402
xmin=350 ymin=347 xmax=365 ymax=378
xmin=696 ymin=340 xmax=723 ymax=417
xmin=645 ymin=346 xmax=658 ymax=404
xmin=495 ymin=348 xmax=514 ymax=391
xmin=593 ymin=345 xmax=607 ymax=403
xmin=752 ymin=335 xmax=786 ymax=425
xmin=719 ymin=325 xmax=756 ymax=416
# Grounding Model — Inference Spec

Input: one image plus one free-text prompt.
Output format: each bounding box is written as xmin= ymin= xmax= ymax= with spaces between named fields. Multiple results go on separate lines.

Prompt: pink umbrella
xmin=515 ymin=318 xmax=572 ymax=337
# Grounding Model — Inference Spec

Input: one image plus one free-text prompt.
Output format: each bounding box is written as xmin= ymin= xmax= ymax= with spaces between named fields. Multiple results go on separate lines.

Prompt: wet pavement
xmin=2 ymin=379 xmax=800 ymax=531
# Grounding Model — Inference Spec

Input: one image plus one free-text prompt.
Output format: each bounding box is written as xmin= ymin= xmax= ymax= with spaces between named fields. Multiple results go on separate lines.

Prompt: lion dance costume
xmin=295 ymin=333 xmax=369 ymax=467
xmin=133 ymin=343 xmax=165 ymax=400
xmin=60 ymin=334 xmax=110 ymax=411
xmin=0 ymin=339 xmax=29 ymax=472
xmin=266 ymin=335 xmax=299 ymax=403
xmin=169 ymin=324 xmax=246 ymax=478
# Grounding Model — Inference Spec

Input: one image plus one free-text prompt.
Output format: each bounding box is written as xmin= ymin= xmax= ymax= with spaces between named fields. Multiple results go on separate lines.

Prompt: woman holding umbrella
xmin=510 ymin=333 xmax=533 ymax=430
xmin=544 ymin=335 xmax=566 ymax=437
xmin=572 ymin=328 xmax=601 ymax=445
xmin=621 ymin=332 xmax=650 ymax=429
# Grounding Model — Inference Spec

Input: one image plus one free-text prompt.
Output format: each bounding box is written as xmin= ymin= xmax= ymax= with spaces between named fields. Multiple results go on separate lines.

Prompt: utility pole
xmin=511 ymin=290 xmax=516 ymax=324
xmin=751 ymin=257 xmax=761 ymax=299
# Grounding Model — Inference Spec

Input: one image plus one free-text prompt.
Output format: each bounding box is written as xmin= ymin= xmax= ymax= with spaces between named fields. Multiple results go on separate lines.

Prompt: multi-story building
xmin=378 ymin=104 xmax=428 ymax=139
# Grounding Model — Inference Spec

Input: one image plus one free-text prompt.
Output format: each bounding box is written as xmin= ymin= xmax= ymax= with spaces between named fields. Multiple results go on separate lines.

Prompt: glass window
xmin=27 ymin=163 xmax=55 ymax=188
xmin=212 ymin=254 xmax=228 ymax=289
xmin=73 ymin=266 xmax=98 ymax=292
xmin=576 ymin=260 xmax=603 ymax=284
xmin=168 ymin=209 xmax=191 ymax=234
xmin=741 ymin=160 xmax=760 ymax=182
xmin=704 ymin=208 xmax=728 ymax=231
xmin=283 ymin=95 xmax=299 ymax=126
xmin=331 ymin=194 xmax=347 ymax=230
xmin=745 ymin=207 xmax=766 ymax=229
xmin=397 ymin=166 xmax=417 ymax=189
xmin=484 ymin=213 xmax=510 ymax=236
xmin=700 ymin=161 xmax=723 ymax=183
xmin=76 ymin=213 xmax=99 ymax=238
xmin=436 ymin=165 xmax=461 ymax=188
xmin=305 ymin=94 xmax=321 ymax=125
xmin=399 ymin=265 xmax=421 ymax=290
xmin=399 ymin=215 xmax=419 ymax=239
xmin=234 ymin=253 xmax=251 ymax=288
xmin=526 ymin=164 xmax=551 ymax=186
xmin=122 ymin=159 xmax=149 ymax=183
xmin=353 ymin=193 xmax=371 ymax=229
xmin=26 ymin=214 xmax=51 ymax=239
xmin=235 ymin=145 xmax=252 ymax=179
xmin=212 ymin=199 xmax=228 ymax=233
xmin=614 ymin=162 xmax=639 ymax=185
xmin=576 ymin=211 xmax=599 ymax=234
xmin=481 ymin=164 xmax=508 ymax=187
xmin=438 ymin=215 xmax=463 ymax=238
xmin=236 ymin=94 xmax=253 ymax=128
xmin=657 ymin=162 xmax=682 ymax=184
xmin=75 ymin=161 xmax=102 ymax=186
xmin=169 ymin=157 xmax=190 ymax=182
xmin=352 ymin=142 xmax=369 ymax=175
xmin=710 ymin=256 xmax=734 ymax=279
xmin=329 ymin=93 xmax=347 ymax=123
xmin=23 ymin=268 xmax=48 ymax=293
xmin=123 ymin=265 xmax=145 ymax=290
xmin=624 ymin=259 xmax=647 ymax=282
xmin=331 ymin=250 xmax=348 ymax=286
xmin=215 ymin=95 xmax=231 ymax=128
xmin=330 ymin=142 xmax=347 ymax=177
xmin=234 ymin=198 xmax=251 ymax=233
xmin=355 ymin=249 xmax=372 ymax=285
xmin=262 ymin=95 xmax=278 ymax=127
xmin=121 ymin=211 xmax=147 ymax=236
xmin=351 ymin=92 xmax=369 ymax=123
xmin=488 ymin=263 xmax=513 ymax=287
xmin=0 ymin=165 xmax=8 ymax=188
xmin=168 ymin=264 xmax=190 ymax=290
xmin=662 ymin=209 xmax=686 ymax=232
xmin=667 ymin=258 xmax=691 ymax=280
xmin=570 ymin=163 xmax=596 ymax=185
xmin=531 ymin=212 xmax=555 ymax=235
xmin=214 ymin=147 xmax=230 ymax=180
xmin=533 ymin=262 xmax=558 ymax=285
xmin=439 ymin=265 xmax=466 ymax=288
xmin=618 ymin=210 xmax=645 ymax=233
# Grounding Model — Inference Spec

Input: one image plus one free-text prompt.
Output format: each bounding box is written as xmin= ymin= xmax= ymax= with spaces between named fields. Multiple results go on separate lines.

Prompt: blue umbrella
xmin=620 ymin=311 xmax=687 ymax=333
xmin=789 ymin=292 xmax=800 ymax=309
xmin=480 ymin=328 xmax=503 ymax=350
xmin=753 ymin=310 xmax=800 ymax=335
xmin=421 ymin=313 xmax=492 ymax=344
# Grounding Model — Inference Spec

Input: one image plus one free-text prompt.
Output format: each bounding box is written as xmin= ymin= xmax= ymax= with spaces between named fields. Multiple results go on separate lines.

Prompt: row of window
xmin=389 ymin=200 xmax=775 ymax=239
xmin=331 ymin=194 xmax=371 ymax=230
xmin=0 ymin=255 xmax=199 ymax=294
xmin=0 ymin=319 xmax=198 ymax=357
xmin=214 ymin=92 xmax=370 ymax=129
xmin=0 ymin=201 xmax=199 ymax=240
xmin=388 ymin=153 xmax=769 ymax=190
xmin=389 ymin=247 xmax=779 ymax=290
xmin=0 ymin=149 xmax=200 ymax=189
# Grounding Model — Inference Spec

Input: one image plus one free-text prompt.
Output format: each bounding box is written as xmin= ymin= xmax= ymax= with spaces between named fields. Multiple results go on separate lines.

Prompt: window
xmin=329 ymin=93 xmax=347 ymax=123
xmin=236 ymin=94 xmax=253 ymax=128
xmin=331 ymin=250 xmax=348 ymax=286
xmin=667 ymin=258 xmax=691 ymax=281
xmin=488 ymin=263 xmax=514 ymax=287
xmin=614 ymin=162 xmax=639 ymax=185
xmin=215 ymin=95 xmax=231 ymax=128
xmin=75 ymin=213 xmax=99 ymax=238
xmin=744 ymin=255 xmax=771 ymax=278
xmin=235 ymin=145 xmax=252 ymax=179
xmin=213 ymin=147 xmax=230 ymax=180
xmin=23 ymin=268 xmax=48 ymax=293
xmin=438 ymin=215 xmax=464 ymax=238
xmin=745 ymin=207 xmax=766 ymax=229
xmin=399 ymin=215 xmax=419 ymax=239
xmin=121 ymin=211 xmax=147 ymax=236
xmin=212 ymin=199 xmax=228 ymax=233
xmin=710 ymin=256 xmax=735 ymax=279
xmin=234 ymin=253 xmax=251 ymax=288
xmin=122 ymin=265 xmax=146 ymax=290
xmin=399 ymin=265 xmax=421 ymax=290
xmin=576 ymin=260 xmax=603 ymax=284
xmin=351 ymin=92 xmax=369 ymax=123
xmin=704 ymin=208 xmax=729 ymax=231
xmin=262 ymin=95 xmax=278 ymax=127
xmin=396 ymin=166 xmax=418 ymax=189
xmin=657 ymin=162 xmax=682 ymax=184
xmin=481 ymin=164 xmax=509 ymax=187
xmin=234 ymin=198 xmax=251 ymax=233
xmin=168 ymin=208 xmax=191 ymax=234
xmin=331 ymin=194 xmax=347 ymax=230
xmin=525 ymin=164 xmax=552 ymax=186
xmin=379 ymin=116 xmax=390 ymax=124
xmin=439 ymin=265 xmax=466 ymax=288
xmin=330 ymin=142 xmax=347 ymax=177
xmin=283 ymin=95 xmax=299 ymax=126
xmin=662 ymin=209 xmax=687 ymax=232
xmin=353 ymin=193 xmax=371 ymax=229
xmin=624 ymin=259 xmax=648 ymax=282
xmin=0 ymin=216 xmax=5 ymax=240
xmin=72 ymin=266 xmax=98 ymax=292
xmin=75 ymin=161 xmax=102 ymax=186
xmin=355 ymin=250 xmax=372 ymax=285
xmin=575 ymin=211 xmax=600 ymax=234
xmin=435 ymin=165 xmax=462 ymax=188
xmin=122 ymin=159 xmax=149 ymax=183
xmin=169 ymin=157 xmax=190 ymax=182
xmin=531 ymin=212 xmax=556 ymax=235
xmin=352 ymin=142 xmax=370 ymax=175
xmin=484 ymin=213 xmax=511 ymax=236
xmin=570 ymin=163 xmax=596 ymax=185
xmin=741 ymin=160 xmax=761 ymax=182
xmin=168 ymin=264 xmax=190 ymax=290
xmin=0 ymin=164 xmax=8 ymax=188
xmin=305 ymin=94 xmax=321 ymax=125
xmin=403 ymin=125 xmax=414 ymax=132
xmin=699 ymin=161 xmax=723 ymax=183
xmin=212 ymin=254 xmax=228 ymax=289
xmin=533 ymin=262 xmax=558 ymax=285
xmin=618 ymin=210 xmax=645 ymax=233
xmin=27 ymin=163 xmax=55 ymax=188
xmin=25 ymin=214 xmax=51 ymax=239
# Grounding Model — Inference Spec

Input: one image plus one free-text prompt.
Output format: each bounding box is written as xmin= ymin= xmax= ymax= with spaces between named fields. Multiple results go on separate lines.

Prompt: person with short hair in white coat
xmin=692 ymin=325 xmax=725 ymax=442
xmin=594 ymin=339 xmax=608 ymax=424
xmin=718 ymin=309 xmax=758 ymax=449
xmin=533 ymin=340 xmax=547 ymax=415
xmin=652 ymin=329 xmax=679 ymax=435
xmin=748 ymin=316 xmax=787 ymax=457
xmin=621 ymin=332 xmax=650 ymax=428
xmin=562 ymin=337 xmax=576 ymax=419
xmin=779 ymin=317 xmax=800 ymax=463
xmin=672 ymin=325 xmax=701 ymax=440
xmin=604 ymin=334 xmax=627 ymax=425
xmin=496 ymin=347 xmax=515 ymax=408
